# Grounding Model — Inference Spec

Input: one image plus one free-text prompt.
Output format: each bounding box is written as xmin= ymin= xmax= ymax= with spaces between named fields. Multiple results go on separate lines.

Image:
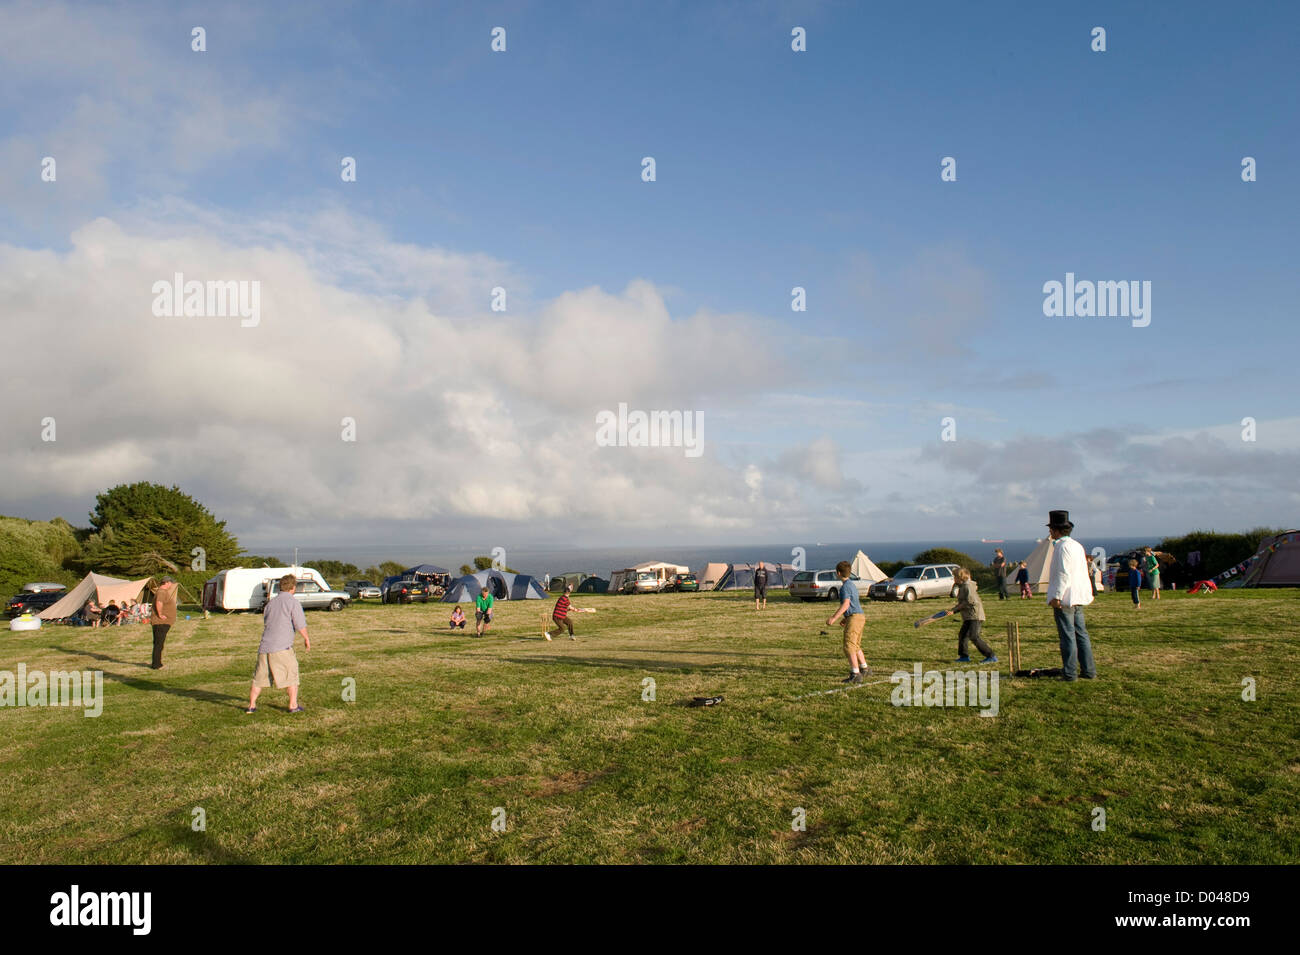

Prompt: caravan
xmin=202 ymin=566 xmax=330 ymax=612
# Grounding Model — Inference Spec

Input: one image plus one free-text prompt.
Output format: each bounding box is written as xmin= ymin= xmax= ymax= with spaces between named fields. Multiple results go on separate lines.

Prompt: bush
xmin=912 ymin=547 xmax=995 ymax=591
xmin=0 ymin=516 xmax=83 ymax=597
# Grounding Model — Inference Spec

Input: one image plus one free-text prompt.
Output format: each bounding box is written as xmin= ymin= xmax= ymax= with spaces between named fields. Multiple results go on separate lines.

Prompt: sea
xmin=267 ymin=537 xmax=1158 ymax=578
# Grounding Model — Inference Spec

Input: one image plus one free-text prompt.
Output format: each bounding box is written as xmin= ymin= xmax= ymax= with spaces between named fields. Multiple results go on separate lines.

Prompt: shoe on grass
xmin=955 ymin=655 xmax=971 ymax=663
xmin=289 ymin=705 xmax=305 ymax=713
xmin=981 ymin=655 xmax=998 ymax=664
xmin=244 ymin=706 xmax=256 ymax=714
xmin=543 ymin=632 xmax=552 ymax=641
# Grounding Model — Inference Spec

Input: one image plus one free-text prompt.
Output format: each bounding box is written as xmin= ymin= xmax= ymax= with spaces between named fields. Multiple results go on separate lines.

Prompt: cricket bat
xmin=914 ymin=609 xmax=954 ymax=628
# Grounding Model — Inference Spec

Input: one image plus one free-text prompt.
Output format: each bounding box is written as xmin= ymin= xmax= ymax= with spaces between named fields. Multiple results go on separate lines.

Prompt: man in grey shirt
xmin=246 ymin=574 xmax=311 ymax=714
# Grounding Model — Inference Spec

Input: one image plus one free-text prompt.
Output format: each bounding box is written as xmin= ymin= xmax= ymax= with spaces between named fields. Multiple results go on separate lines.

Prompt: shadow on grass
xmin=501 ymin=654 xmax=828 ymax=676
xmin=51 ymin=646 xmax=245 ymax=709
xmin=109 ymin=812 xmax=256 ymax=863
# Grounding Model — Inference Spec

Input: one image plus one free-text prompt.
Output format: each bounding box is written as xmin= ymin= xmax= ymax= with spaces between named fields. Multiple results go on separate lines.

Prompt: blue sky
xmin=1 ymin=0 xmax=1297 ymax=549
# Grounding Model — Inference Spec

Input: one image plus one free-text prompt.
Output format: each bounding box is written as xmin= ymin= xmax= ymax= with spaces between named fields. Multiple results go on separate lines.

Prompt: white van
xmin=202 ymin=566 xmax=330 ymax=612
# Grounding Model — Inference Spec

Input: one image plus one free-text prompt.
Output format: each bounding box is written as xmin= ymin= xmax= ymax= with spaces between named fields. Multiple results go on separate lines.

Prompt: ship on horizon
xmin=981 ymin=538 xmax=1005 ymax=543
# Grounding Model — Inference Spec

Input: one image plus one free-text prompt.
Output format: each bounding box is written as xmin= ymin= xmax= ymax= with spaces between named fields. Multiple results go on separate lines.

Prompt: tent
xmin=548 ymin=571 xmax=592 ymax=592
xmin=1239 ymin=530 xmax=1300 ymax=587
xmin=404 ymin=563 xmax=451 ymax=581
xmin=39 ymin=572 xmax=152 ymax=620
xmin=609 ymin=561 xmax=688 ymax=594
xmin=698 ymin=562 xmax=728 ymax=591
xmin=715 ymin=562 xmax=799 ymax=590
xmin=850 ymin=550 xmax=887 ymax=584
xmin=441 ymin=570 xmax=547 ymax=602
xmin=576 ymin=576 xmax=609 ymax=594
xmin=1019 ymin=539 xmax=1053 ymax=594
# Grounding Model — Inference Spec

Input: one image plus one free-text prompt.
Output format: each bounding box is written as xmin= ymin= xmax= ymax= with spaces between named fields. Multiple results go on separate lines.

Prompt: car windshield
xmin=895 ymin=567 xmax=922 ymax=579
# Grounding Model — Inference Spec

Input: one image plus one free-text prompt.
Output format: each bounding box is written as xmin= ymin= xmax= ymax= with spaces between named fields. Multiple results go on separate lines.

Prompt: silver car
xmin=344 ymin=580 xmax=382 ymax=599
xmin=868 ymin=564 xmax=961 ymax=602
xmin=268 ymin=578 xmax=351 ymax=611
xmin=790 ymin=570 xmax=870 ymax=602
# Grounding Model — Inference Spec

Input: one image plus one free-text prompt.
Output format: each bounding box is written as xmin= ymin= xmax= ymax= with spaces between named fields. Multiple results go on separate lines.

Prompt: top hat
xmin=1046 ymin=509 xmax=1074 ymax=530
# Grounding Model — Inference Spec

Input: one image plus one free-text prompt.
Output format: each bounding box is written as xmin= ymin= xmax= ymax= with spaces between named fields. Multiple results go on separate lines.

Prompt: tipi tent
xmin=698 ymin=562 xmax=728 ymax=591
xmin=1239 ymin=530 xmax=1300 ymax=587
xmin=39 ymin=572 xmax=152 ymax=620
xmin=715 ymin=562 xmax=799 ymax=590
xmin=1020 ymin=539 xmax=1053 ymax=594
xmin=441 ymin=570 xmax=547 ymax=602
xmin=850 ymin=550 xmax=887 ymax=583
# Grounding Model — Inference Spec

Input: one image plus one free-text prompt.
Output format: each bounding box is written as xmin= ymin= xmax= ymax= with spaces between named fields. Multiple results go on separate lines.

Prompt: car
xmin=6 ymin=590 xmax=66 ymax=618
xmin=666 ymin=573 xmax=699 ymax=592
xmin=789 ymin=569 xmax=873 ymax=601
xmin=382 ymin=579 xmax=432 ymax=604
xmin=344 ymin=580 xmax=382 ymax=599
xmin=868 ymin=564 xmax=961 ymax=602
xmin=266 ymin=578 xmax=350 ymax=611
xmin=21 ymin=582 xmax=67 ymax=593
xmin=619 ymin=571 xmax=666 ymax=594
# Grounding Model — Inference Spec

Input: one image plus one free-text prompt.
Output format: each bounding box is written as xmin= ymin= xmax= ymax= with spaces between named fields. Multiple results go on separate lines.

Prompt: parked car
xmin=619 ymin=571 xmax=666 ymax=594
xmin=6 ymin=590 xmax=66 ymax=618
xmin=344 ymin=580 xmax=382 ymax=599
xmin=790 ymin=569 xmax=873 ymax=601
xmin=21 ymin=582 xmax=67 ymax=593
xmin=266 ymin=578 xmax=350 ymax=612
xmin=383 ymin=579 xmax=432 ymax=604
xmin=666 ymin=573 xmax=699 ymax=592
xmin=868 ymin=564 xmax=961 ymax=602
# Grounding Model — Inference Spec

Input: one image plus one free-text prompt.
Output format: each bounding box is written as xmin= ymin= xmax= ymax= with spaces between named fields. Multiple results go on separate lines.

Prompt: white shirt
xmin=1046 ymin=535 xmax=1095 ymax=608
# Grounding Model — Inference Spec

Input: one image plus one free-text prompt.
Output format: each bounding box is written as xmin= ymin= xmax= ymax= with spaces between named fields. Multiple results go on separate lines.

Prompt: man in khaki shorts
xmin=246 ymin=574 xmax=310 ymax=714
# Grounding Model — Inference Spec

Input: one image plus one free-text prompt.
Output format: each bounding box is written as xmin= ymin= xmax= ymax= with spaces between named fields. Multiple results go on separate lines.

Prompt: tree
xmin=78 ymin=483 xmax=242 ymax=596
xmin=470 ymin=555 xmax=518 ymax=573
xmin=912 ymin=547 xmax=994 ymax=590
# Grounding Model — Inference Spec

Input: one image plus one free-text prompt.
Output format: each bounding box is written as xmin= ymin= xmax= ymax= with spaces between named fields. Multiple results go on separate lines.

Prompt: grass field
xmin=2 ymin=588 xmax=1297 ymax=864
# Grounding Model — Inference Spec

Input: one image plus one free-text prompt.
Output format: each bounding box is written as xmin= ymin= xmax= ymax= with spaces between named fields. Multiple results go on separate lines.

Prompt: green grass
xmin=1 ymin=588 xmax=1297 ymax=863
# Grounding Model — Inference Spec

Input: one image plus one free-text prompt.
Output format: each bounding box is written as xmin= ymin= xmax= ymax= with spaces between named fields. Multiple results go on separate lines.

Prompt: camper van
xmin=202 ymin=566 xmax=330 ymax=612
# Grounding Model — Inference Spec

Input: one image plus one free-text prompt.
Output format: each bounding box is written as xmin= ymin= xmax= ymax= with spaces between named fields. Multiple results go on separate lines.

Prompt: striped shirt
xmin=553 ymin=595 xmax=571 ymax=619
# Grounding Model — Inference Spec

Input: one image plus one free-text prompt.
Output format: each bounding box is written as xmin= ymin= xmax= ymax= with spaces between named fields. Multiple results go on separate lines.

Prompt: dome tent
xmin=441 ymin=569 xmax=547 ymax=602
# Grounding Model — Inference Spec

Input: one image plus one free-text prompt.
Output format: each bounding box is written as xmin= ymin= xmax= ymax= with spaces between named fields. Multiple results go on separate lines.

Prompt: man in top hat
xmin=1044 ymin=510 xmax=1096 ymax=681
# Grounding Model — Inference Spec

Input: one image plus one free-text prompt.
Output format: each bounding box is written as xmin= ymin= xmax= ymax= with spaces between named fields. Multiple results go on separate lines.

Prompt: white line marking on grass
xmin=792 ymin=677 xmax=893 ymax=700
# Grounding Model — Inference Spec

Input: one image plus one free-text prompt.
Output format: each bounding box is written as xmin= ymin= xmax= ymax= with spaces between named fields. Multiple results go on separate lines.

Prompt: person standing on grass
xmin=827 ymin=560 xmax=868 ymax=684
xmin=247 ymin=574 xmax=310 ymax=714
xmin=474 ymin=585 xmax=494 ymax=637
xmin=544 ymin=584 xmax=582 ymax=641
xmin=992 ymin=548 xmax=1009 ymax=600
xmin=1128 ymin=558 xmax=1142 ymax=609
xmin=950 ymin=568 xmax=996 ymax=664
xmin=753 ymin=561 xmax=769 ymax=610
xmin=1143 ymin=547 xmax=1162 ymax=601
xmin=149 ymin=576 xmax=178 ymax=669
xmin=1045 ymin=510 xmax=1096 ymax=682
xmin=1016 ymin=561 xmax=1032 ymax=598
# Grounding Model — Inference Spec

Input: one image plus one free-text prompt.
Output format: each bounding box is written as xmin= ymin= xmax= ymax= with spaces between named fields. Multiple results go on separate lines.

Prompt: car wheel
xmin=329 ymin=599 xmax=344 ymax=612
xmin=827 ymin=588 xmax=839 ymax=601
xmin=903 ymin=588 xmax=917 ymax=602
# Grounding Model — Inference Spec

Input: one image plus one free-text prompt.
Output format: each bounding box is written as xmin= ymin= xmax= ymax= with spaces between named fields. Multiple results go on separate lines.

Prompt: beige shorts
xmin=842 ymin=614 xmax=865 ymax=655
xmin=252 ymin=649 xmax=300 ymax=688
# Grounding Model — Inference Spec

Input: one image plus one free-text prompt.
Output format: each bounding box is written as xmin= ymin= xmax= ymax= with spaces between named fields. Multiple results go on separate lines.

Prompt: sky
xmin=1 ymin=0 xmax=1297 ymax=555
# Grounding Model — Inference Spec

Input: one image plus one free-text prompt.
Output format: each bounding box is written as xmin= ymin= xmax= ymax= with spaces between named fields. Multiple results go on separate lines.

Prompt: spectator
xmin=150 ymin=577 xmax=179 ymax=669
xmin=1016 ymin=561 xmax=1032 ymax=598
xmin=1045 ymin=510 xmax=1096 ymax=682
xmin=449 ymin=605 xmax=466 ymax=630
xmin=992 ymin=549 xmax=1009 ymax=600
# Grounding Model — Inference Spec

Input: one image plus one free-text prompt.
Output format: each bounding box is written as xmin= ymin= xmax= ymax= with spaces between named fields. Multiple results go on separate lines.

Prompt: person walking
xmin=149 ymin=576 xmax=178 ymax=669
xmin=950 ymin=567 xmax=996 ymax=664
xmin=1016 ymin=561 xmax=1032 ymax=598
xmin=1045 ymin=510 xmax=1096 ymax=682
xmin=1142 ymin=547 xmax=1162 ymax=601
xmin=827 ymin=561 xmax=868 ymax=683
xmin=753 ymin=561 xmax=769 ymax=610
xmin=246 ymin=573 xmax=310 ymax=714
xmin=992 ymin=548 xmax=1009 ymax=600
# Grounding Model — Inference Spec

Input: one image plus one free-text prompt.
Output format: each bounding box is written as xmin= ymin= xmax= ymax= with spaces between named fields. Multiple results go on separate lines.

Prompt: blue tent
xmin=441 ymin=570 xmax=547 ymax=602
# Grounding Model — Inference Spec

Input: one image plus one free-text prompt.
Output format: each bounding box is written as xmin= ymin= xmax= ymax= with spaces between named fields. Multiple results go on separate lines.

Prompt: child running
xmin=544 ymin=584 xmax=581 ymax=641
